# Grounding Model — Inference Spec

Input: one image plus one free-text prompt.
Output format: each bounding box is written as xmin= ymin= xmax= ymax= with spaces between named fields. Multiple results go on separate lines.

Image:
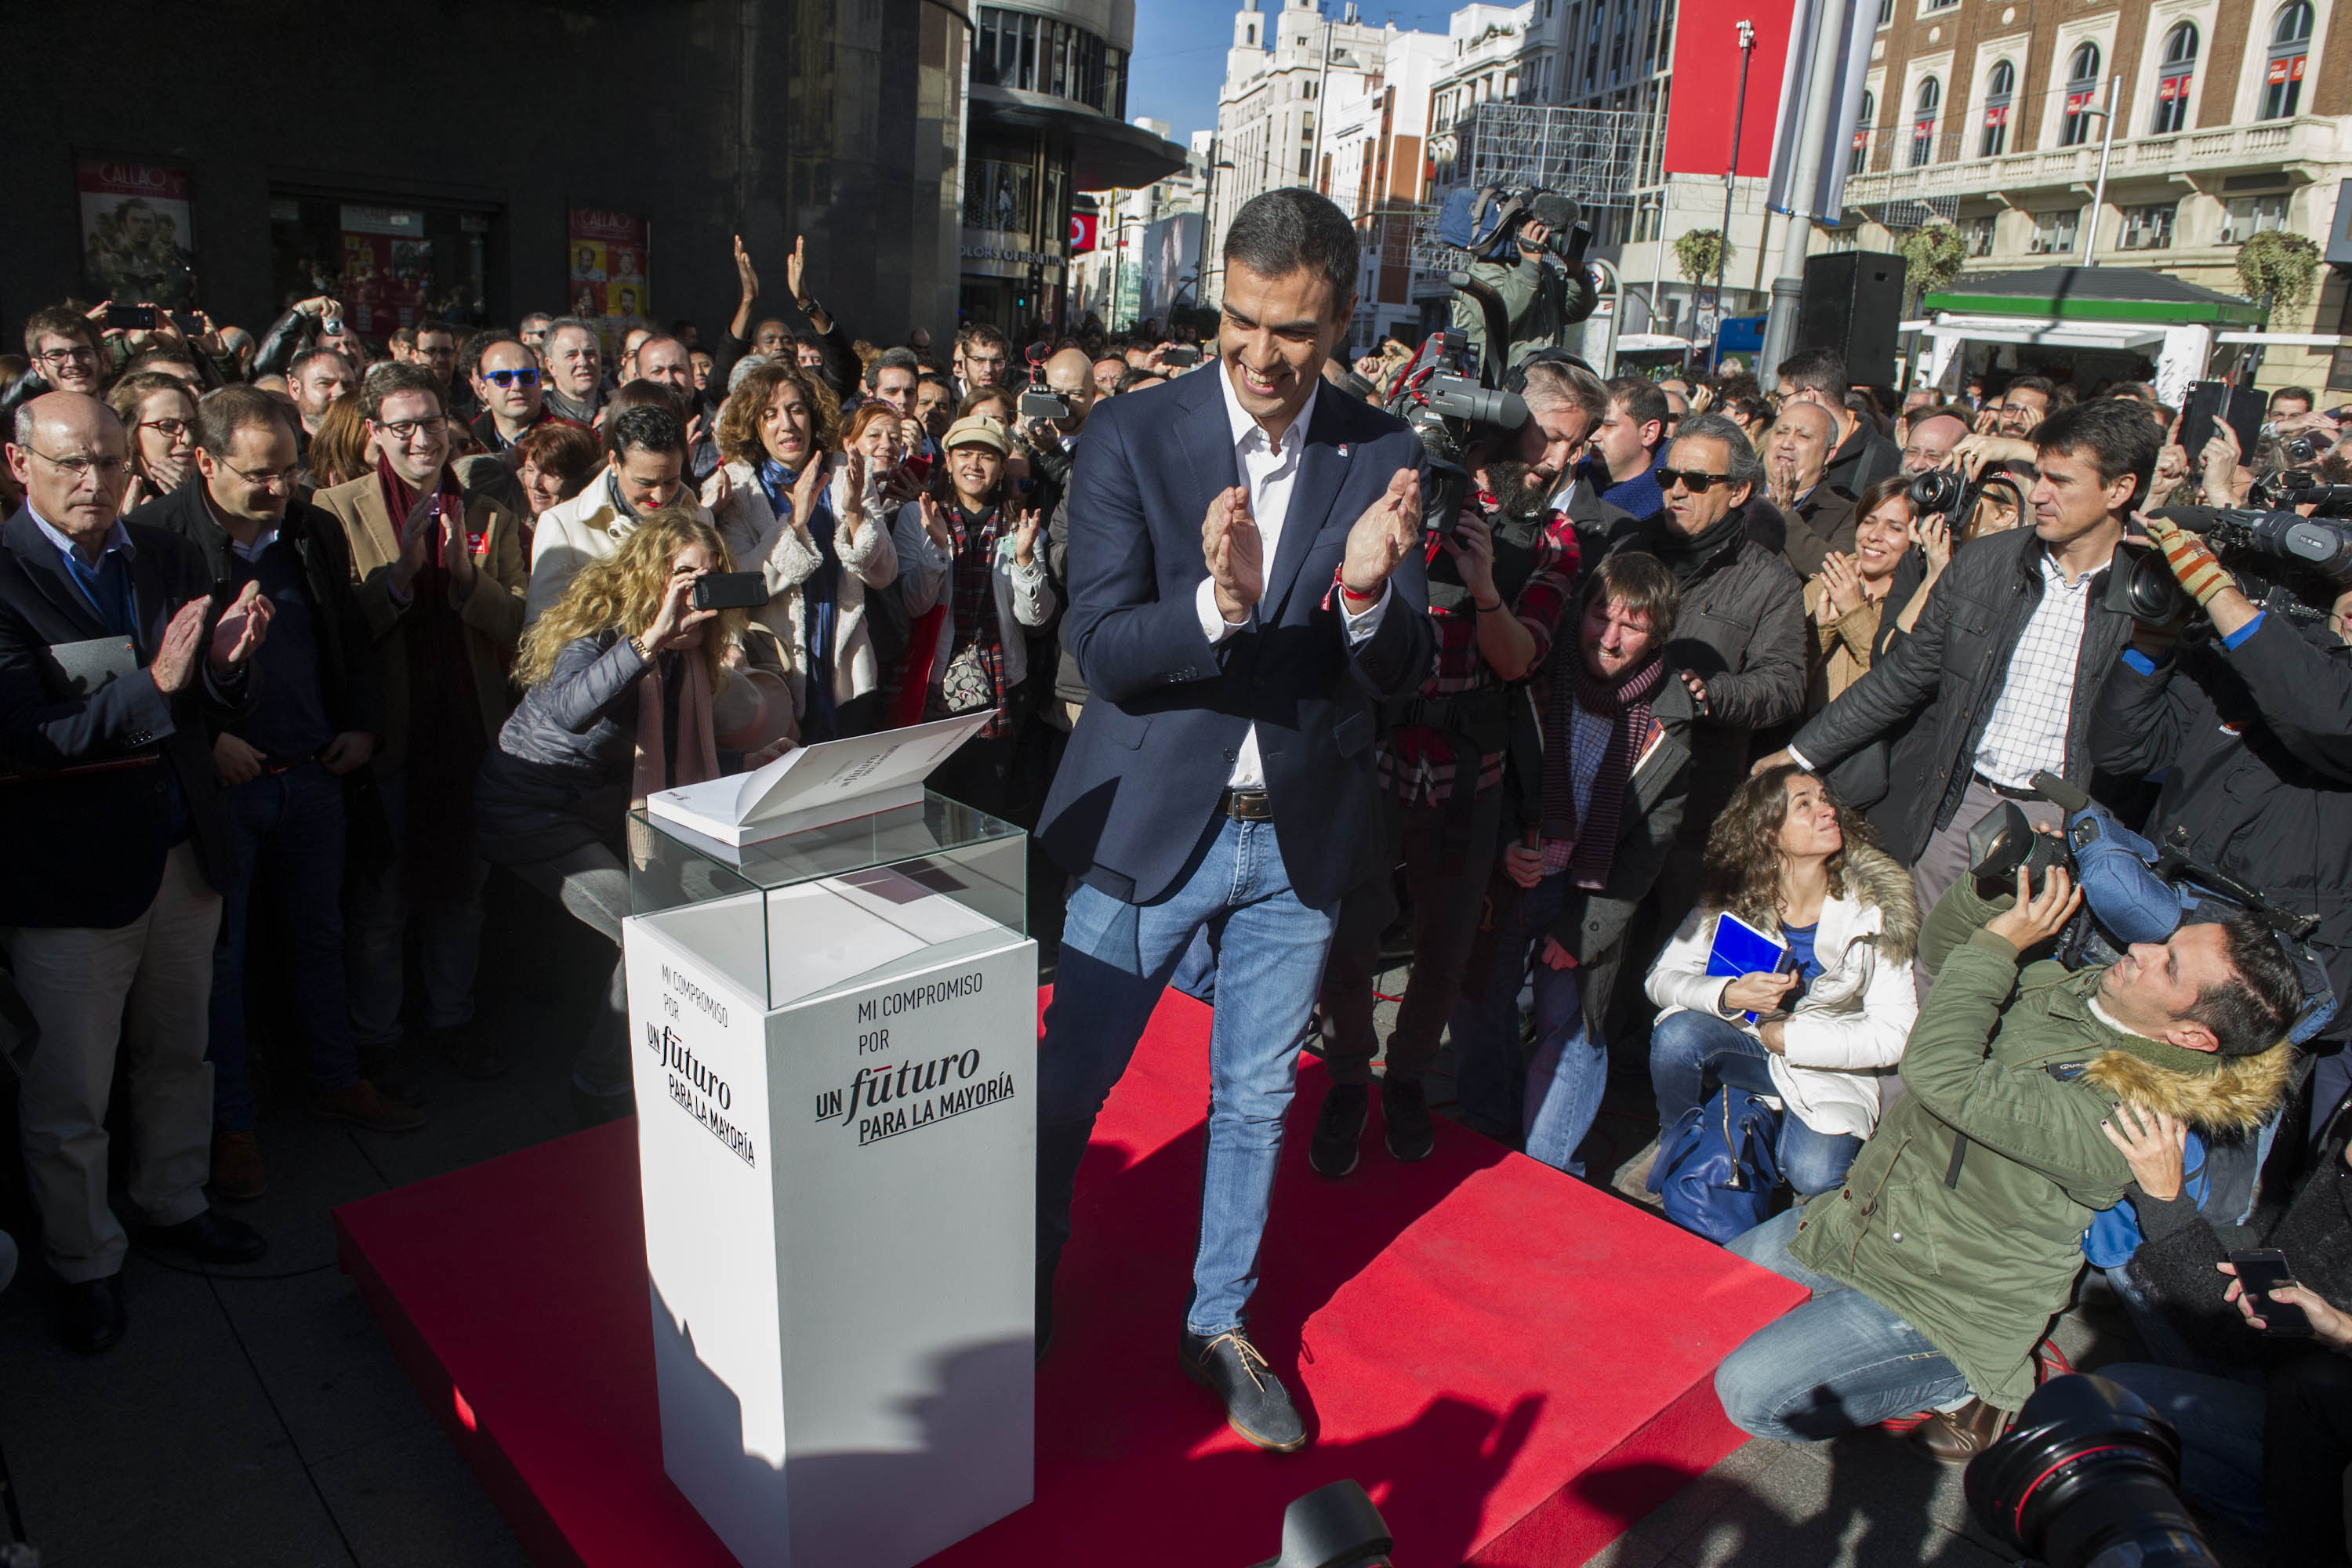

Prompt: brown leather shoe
xmin=1909 ymin=1398 xmax=2011 ymax=1465
xmin=310 ymin=1080 xmax=427 ymax=1134
xmin=210 ymin=1131 xmax=267 ymax=1202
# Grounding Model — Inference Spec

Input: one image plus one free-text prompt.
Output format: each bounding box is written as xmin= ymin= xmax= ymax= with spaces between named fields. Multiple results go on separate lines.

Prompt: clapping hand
xmin=732 ymin=235 xmax=759 ymax=304
xmin=1202 ymin=485 xmax=1264 ymax=622
xmin=1340 ymin=466 xmax=1421 ymax=600
xmin=209 ymin=580 xmax=274 ymax=674
xmin=1818 ymin=550 xmax=1866 ymax=618
xmin=390 ymin=491 xmax=443 ymax=594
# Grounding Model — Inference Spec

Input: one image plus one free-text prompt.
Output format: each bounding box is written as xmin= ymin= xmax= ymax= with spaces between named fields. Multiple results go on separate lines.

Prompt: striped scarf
xmin=1542 ymin=652 xmax=1664 ymax=890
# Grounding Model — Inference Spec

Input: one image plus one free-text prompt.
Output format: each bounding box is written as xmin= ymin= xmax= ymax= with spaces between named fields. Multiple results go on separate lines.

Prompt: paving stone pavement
xmin=0 ymin=931 xmax=2263 ymax=1566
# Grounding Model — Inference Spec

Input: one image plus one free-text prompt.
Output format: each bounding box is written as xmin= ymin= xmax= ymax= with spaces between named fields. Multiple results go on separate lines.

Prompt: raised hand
xmin=787 ymin=235 xmax=809 ymax=308
xmin=641 ymin=564 xmax=717 ymax=652
xmin=920 ymin=493 xmax=955 ymax=550
xmin=1200 ymin=485 xmax=1264 ymax=623
xmin=1011 ymin=508 xmax=1042 ymax=568
xmin=440 ymin=506 xmax=477 ymax=595
xmin=1340 ymin=466 xmax=1421 ymax=599
xmin=733 ymin=235 xmax=760 ymax=303
xmin=148 ymin=598 xmax=209 ymax=695
xmin=1819 ymin=551 xmax=1864 ymax=618
xmin=209 ymin=579 xmax=274 ymax=673
xmin=789 ymin=456 xmax=826 ymax=535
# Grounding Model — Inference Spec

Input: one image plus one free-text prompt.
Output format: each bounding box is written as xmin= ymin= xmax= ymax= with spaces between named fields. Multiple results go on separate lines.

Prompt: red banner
xmin=1661 ymin=0 xmax=1796 ymax=178
xmin=1069 ymin=211 xmax=1099 ymax=254
xmin=1984 ymin=104 xmax=2009 ymax=125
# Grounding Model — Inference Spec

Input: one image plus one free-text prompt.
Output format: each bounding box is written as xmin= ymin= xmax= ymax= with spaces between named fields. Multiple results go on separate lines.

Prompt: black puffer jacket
xmin=474 ymin=631 xmax=664 ymax=862
xmin=2089 ymin=608 xmax=2352 ymax=1041
xmin=1789 ymin=525 xmax=2136 ymax=862
xmin=1607 ymin=495 xmax=1806 ymax=810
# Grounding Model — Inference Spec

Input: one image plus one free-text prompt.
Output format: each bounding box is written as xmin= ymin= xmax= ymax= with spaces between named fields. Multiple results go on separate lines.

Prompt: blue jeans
xmin=210 ymin=763 xmax=360 ymax=1132
xmin=1038 ymin=816 xmax=1337 ymax=1337
xmin=1449 ymin=872 xmax=1606 ymax=1172
xmin=1712 ymin=1208 xmax=1972 ymax=1440
xmin=2096 ymin=1362 xmax=2267 ymax=1537
xmin=1650 ymin=1008 xmax=1863 ymax=1197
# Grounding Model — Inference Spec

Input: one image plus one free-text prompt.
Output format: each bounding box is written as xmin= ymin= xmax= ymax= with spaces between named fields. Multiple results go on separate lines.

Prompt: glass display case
xmin=629 ymin=793 xmax=1027 ymax=1013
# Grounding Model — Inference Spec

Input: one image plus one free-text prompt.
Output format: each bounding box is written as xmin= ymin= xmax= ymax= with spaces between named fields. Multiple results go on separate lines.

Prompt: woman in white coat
xmin=709 ymin=362 xmax=900 ymax=739
xmin=1646 ymin=765 xmax=1920 ymax=1196
xmin=890 ymin=415 xmax=1056 ymax=817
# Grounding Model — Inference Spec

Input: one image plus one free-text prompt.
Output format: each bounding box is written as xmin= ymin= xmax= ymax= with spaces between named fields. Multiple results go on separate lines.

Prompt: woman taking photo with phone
xmin=1645 ymin=764 xmax=1919 ymax=1202
xmin=474 ymin=509 xmax=793 ymax=1124
xmin=709 ymin=361 xmax=900 ymax=741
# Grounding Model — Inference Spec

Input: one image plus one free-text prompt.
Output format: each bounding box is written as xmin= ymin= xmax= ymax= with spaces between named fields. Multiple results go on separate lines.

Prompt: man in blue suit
xmin=1034 ymin=190 xmax=1434 ymax=1450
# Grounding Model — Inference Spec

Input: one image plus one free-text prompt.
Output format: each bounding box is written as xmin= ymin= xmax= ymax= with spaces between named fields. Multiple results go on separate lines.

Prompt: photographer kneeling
xmin=1713 ymin=861 xmax=2302 ymax=1461
xmin=2089 ymin=510 xmax=2352 ymax=1121
xmin=474 ymin=511 xmax=793 ymax=1123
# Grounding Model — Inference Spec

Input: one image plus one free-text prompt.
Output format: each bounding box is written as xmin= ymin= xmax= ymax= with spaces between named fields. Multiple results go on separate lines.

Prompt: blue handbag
xmin=1650 ymin=1083 xmax=1784 ymax=1243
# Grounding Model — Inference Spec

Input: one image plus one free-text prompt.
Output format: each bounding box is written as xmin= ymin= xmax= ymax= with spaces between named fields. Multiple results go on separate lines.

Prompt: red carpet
xmin=336 ymin=990 xmax=1803 ymax=1567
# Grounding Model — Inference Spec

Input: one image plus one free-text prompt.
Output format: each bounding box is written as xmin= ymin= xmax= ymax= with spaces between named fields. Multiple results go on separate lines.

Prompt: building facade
xmin=962 ymin=0 xmax=1189 ymax=327
xmin=1842 ymin=0 xmax=2351 ymax=390
xmin=5 ymin=0 xmax=977 ymax=351
xmin=1066 ymin=125 xmax=1210 ymax=330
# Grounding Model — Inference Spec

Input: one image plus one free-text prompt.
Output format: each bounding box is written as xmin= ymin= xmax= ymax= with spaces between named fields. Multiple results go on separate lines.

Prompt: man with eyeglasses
xmin=315 ymin=363 xmax=529 ymax=1091
xmin=1 ymin=306 xmax=111 ymax=439
xmin=955 ymin=323 xmax=1014 ymax=397
xmin=0 ymin=390 xmax=278 ymax=1351
xmin=519 ymin=313 xmax=554 ymax=360
xmin=1776 ymin=347 xmax=1900 ymax=499
xmin=132 ymin=387 xmax=419 ymax=1203
xmin=539 ymin=318 xmax=604 ymax=426
xmin=1608 ymin=410 xmax=1806 ymax=930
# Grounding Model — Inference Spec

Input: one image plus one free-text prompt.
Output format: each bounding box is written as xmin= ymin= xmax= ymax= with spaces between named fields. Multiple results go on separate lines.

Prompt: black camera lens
xmin=1966 ymin=800 xmax=2072 ymax=895
xmin=1966 ymin=1375 xmax=2218 ymax=1568
xmin=1907 ymin=467 xmax=1963 ymax=514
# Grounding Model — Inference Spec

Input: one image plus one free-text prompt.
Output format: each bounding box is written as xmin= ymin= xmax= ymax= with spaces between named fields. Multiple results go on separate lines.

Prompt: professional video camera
xmin=1965 ymin=1374 xmax=2220 ymax=1568
xmin=2107 ymin=488 xmax=2352 ymax=628
xmin=1965 ymin=770 xmax=2338 ymax=1044
xmin=1245 ymin=1479 xmax=1393 ymax=1568
xmin=1381 ymin=328 xmax=1530 ymax=536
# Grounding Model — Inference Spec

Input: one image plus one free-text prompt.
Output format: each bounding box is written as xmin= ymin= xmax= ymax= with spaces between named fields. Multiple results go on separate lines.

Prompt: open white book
xmin=648 ymin=712 xmax=990 ymax=848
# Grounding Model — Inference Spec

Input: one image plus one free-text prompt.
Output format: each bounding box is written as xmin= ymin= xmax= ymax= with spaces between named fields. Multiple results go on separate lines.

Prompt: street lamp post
xmin=1711 ymin=22 xmax=1756 ymax=362
xmin=2078 ymin=74 xmax=2120 ymax=268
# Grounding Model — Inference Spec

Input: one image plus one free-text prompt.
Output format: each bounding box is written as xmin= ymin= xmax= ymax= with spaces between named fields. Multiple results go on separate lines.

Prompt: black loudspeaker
xmin=1795 ymin=251 xmax=1907 ymax=388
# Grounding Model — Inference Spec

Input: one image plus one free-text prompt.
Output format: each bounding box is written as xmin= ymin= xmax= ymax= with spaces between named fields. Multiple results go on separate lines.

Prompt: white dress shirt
xmin=1193 ymin=366 xmax=1390 ymax=789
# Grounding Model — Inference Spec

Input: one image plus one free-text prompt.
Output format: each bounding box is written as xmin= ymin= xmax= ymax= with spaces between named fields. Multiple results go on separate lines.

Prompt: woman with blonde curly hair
xmin=709 ymin=358 xmax=902 ymax=739
xmin=474 ymin=508 xmax=793 ymax=1122
xmin=1642 ymin=764 xmax=1920 ymax=1201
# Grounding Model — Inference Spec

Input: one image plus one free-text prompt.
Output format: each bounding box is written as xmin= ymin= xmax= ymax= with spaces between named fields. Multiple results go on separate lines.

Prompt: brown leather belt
xmin=1219 ymin=788 xmax=1274 ymax=822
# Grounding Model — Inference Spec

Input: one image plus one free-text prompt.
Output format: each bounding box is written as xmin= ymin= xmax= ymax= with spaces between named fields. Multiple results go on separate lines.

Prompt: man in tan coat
xmin=315 ymin=362 xmax=526 ymax=1089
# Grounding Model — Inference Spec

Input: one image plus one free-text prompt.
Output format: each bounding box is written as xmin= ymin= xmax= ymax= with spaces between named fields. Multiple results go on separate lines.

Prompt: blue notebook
xmin=1706 ymin=910 xmax=1791 ymax=1025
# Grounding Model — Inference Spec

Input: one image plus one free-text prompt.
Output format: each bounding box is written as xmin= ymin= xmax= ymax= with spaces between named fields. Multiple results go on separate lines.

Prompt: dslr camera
xmin=1966 ymin=1374 xmax=2219 ymax=1568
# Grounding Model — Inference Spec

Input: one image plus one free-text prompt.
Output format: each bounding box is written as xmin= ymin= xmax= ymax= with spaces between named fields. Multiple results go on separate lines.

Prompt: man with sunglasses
xmin=1609 ymin=411 xmax=1806 ymax=929
xmin=468 ymin=335 xmax=556 ymax=452
xmin=136 ymin=387 xmax=419 ymax=1203
xmin=317 ymin=363 xmax=530 ymax=1092
xmin=1 ymin=390 xmax=277 ymax=1351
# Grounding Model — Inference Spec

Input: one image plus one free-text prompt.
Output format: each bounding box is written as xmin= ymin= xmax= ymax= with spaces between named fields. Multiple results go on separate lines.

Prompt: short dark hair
xmin=23 ymin=305 xmax=93 ymax=358
xmin=361 ymin=361 xmax=445 ymax=422
xmin=287 ymin=346 xmax=354 ymax=383
xmin=1114 ymin=368 xmax=1165 ymax=394
xmin=2006 ymin=375 xmax=2056 ymax=403
xmin=1775 ymin=347 xmax=1847 ymax=397
xmin=1580 ymin=550 xmax=1679 ymax=644
xmin=463 ymin=330 xmax=524 ymax=379
xmin=866 ymin=347 xmax=920 ymax=388
xmin=413 ymin=318 xmax=456 ymax=344
xmin=196 ymin=383 xmax=296 ymax=459
xmin=604 ymin=401 xmax=686 ymax=460
xmin=1605 ymin=374 xmax=1668 ymax=434
xmin=2034 ymin=397 xmax=2160 ymax=506
xmin=2187 ymin=913 xmax=2304 ymax=1056
xmin=1222 ymin=188 xmax=1358 ymax=310
xmin=956 ymin=323 xmax=1010 ymax=355
xmin=2269 ymin=386 xmax=2316 ymax=410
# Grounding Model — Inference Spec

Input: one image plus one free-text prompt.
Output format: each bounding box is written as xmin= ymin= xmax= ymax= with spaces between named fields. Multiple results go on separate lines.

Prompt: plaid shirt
xmin=1379 ymin=506 xmax=1582 ymax=805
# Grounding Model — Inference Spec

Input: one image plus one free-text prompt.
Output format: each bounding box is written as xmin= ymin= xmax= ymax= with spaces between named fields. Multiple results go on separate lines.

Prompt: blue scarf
xmin=758 ymin=459 xmax=841 ymax=740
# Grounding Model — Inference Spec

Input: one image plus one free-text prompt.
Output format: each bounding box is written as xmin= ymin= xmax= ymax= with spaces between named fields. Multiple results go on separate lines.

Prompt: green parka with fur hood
xmin=1786 ymin=872 xmax=2295 ymax=1410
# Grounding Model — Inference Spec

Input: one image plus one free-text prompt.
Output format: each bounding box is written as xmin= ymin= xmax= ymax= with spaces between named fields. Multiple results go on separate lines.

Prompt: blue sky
xmin=1126 ymin=0 xmax=1455 ymax=147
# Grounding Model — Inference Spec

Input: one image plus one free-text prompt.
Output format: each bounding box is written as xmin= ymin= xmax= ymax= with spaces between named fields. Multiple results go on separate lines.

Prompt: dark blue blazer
xmin=0 ymin=506 xmax=250 ymax=928
xmin=1037 ymin=368 xmax=1433 ymax=911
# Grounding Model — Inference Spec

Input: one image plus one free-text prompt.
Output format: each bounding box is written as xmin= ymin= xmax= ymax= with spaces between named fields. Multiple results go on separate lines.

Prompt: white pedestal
xmin=623 ymin=858 xmax=1036 ymax=1568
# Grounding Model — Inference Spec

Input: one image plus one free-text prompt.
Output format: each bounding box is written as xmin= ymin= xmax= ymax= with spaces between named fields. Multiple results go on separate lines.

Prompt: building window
xmin=1246 ymin=23 xmax=1256 ymax=44
xmin=2221 ymin=191 xmax=2292 ymax=243
xmin=1298 ymin=147 xmax=1312 ymax=177
xmin=1964 ymin=213 xmax=1997 ymax=256
xmin=2263 ymin=2 xmax=2313 ymax=119
xmin=2118 ymin=201 xmax=2176 ymax=249
xmin=972 ymin=7 xmax=1121 ymax=113
xmin=2152 ymin=23 xmax=2197 ymax=133
xmin=2027 ymin=208 xmax=2081 ymax=253
xmin=1980 ymin=60 xmax=2015 ymax=157
xmin=2060 ymin=42 xmax=2101 ymax=146
xmin=1909 ymin=76 xmax=1940 ymax=168
xmin=1850 ymin=88 xmax=1875 ymax=175
xmin=1877 ymin=0 xmax=1893 ymax=24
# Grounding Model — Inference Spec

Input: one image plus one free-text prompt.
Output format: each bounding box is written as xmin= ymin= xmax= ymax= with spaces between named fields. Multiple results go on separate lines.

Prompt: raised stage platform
xmin=334 ymin=990 xmax=1804 ymax=1567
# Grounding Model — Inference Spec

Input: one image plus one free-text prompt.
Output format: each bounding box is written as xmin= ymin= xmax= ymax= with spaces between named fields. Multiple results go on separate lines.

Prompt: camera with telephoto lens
xmin=1245 ymin=1480 xmax=1393 ymax=1568
xmin=2104 ymin=499 xmax=2352 ymax=629
xmin=1965 ymin=1374 xmax=2219 ymax=1568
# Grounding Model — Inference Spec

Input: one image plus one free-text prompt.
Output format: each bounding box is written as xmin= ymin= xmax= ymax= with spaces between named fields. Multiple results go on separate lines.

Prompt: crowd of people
xmin=5 ymin=187 xmax=2350 ymax=1557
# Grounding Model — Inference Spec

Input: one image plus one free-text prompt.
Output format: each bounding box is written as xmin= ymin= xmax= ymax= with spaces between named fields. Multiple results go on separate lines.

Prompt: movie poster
xmin=337 ymin=206 xmax=431 ymax=337
xmin=568 ymin=208 xmax=652 ymax=357
xmin=77 ymin=157 xmax=196 ymax=307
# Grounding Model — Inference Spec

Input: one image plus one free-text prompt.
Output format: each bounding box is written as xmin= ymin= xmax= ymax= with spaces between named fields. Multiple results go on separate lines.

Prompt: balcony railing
xmin=1840 ymin=114 xmax=2339 ymax=207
